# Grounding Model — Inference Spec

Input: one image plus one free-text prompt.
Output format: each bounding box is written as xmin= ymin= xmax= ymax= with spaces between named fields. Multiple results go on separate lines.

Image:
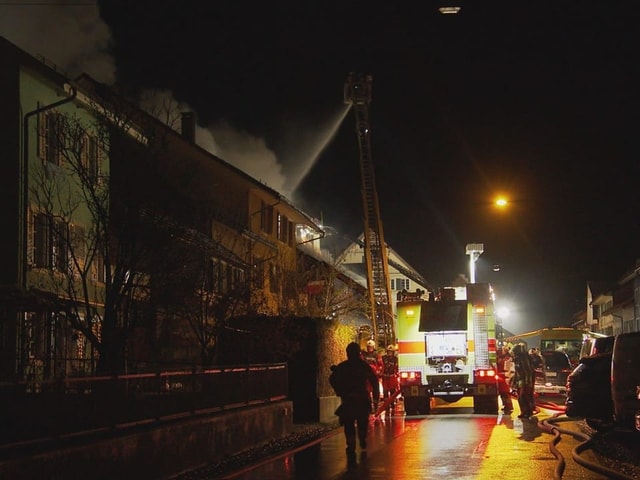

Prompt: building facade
xmin=0 ymin=37 xmax=328 ymax=383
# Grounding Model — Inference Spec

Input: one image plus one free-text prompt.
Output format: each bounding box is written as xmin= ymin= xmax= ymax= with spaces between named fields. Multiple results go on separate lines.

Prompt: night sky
xmin=1 ymin=1 xmax=637 ymax=334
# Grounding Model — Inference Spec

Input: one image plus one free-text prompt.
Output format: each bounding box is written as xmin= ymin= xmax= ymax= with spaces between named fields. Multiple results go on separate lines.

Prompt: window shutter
xmin=26 ymin=208 xmax=35 ymax=266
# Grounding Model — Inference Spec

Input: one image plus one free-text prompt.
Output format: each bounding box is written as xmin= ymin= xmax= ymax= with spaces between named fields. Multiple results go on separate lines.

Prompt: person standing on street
xmin=362 ymin=339 xmax=383 ymax=413
xmin=496 ymin=344 xmax=514 ymax=414
xmin=330 ymin=342 xmax=381 ymax=464
xmin=528 ymin=347 xmax=543 ymax=370
xmin=510 ymin=343 xmax=536 ymax=419
xmin=381 ymin=345 xmax=399 ymax=410
xmin=528 ymin=347 xmax=545 ymax=388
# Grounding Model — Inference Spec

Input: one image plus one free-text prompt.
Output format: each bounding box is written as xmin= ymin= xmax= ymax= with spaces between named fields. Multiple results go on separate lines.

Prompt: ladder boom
xmin=344 ymin=73 xmax=395 ymax=347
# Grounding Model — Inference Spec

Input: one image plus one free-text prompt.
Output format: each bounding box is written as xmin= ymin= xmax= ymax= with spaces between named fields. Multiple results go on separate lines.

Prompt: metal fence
xmin=0 ymin=363 xmax=288 ymax=445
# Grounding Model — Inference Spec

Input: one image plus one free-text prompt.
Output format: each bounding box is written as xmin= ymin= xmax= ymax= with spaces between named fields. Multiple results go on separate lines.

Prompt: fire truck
xmin=396 ymin=283 xmax=499 ymax=414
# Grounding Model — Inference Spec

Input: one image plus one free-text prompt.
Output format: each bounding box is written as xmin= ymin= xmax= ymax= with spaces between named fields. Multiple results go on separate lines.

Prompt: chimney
xmin=181 ymin=111 xmax=196 ymax=143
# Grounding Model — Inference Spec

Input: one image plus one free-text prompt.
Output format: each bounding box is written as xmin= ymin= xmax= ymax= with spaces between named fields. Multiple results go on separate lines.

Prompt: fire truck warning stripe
xmin=398 ymin=341 xmax=424 ymax=354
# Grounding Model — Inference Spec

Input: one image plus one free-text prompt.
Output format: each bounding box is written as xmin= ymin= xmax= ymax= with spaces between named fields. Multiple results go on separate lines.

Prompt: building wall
xmin=1 ymin=37 xmax=328 ymax=382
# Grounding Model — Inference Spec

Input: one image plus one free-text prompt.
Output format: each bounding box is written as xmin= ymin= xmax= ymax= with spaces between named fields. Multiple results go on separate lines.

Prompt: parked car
xmin=611 ymin=332 xmax=640 ymax=432
xmin=565 ymin=351 xmax=614 ymax=429
xmin=535 ymin=350 xmax=572 ymax=396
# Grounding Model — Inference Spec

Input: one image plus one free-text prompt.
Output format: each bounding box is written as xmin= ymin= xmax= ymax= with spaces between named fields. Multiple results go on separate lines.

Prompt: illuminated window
xmin=392 ymin=278 xmax=410 ymax=291
xmin=276 ymin=213 xmax=291 ymax=244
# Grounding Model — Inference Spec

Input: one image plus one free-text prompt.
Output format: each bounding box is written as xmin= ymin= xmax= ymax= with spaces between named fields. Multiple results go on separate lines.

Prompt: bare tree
xmin=153 ymin=203 xmax=284 ymax=367
xmin=27 ymin=96 xmax=166 ymax=376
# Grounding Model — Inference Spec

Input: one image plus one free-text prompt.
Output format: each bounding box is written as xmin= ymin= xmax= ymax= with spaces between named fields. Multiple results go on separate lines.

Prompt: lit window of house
xmin=276 ymin=213 xmax=291 ymax=244
xmin=392 ymin=278 xmax=410 ymax=291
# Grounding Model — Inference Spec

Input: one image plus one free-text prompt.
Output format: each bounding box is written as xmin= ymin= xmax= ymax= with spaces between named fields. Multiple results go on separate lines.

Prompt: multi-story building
xmin=573 ymin=268 xmax=640 ymax=336
xmin=0 ymin=36 xmax=113 ymax=382
xmin=588 ymin=269 xmax=639 ymax=336
xmin=0 ymin=36 xmax=327 ymax=382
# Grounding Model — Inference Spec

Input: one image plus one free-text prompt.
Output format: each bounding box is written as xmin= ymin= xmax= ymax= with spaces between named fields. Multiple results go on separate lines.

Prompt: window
xmin=276 ymin=213 xmax=291 ymax=244
xmin=81 ymin=134 xmax=101 ymax=183
xmin=208 ymin=258 xmax=247 ymax=294
xmin=220 ymin=261 xmax=230 ymax=293
xmin=204 ymin=259 xmax=215 ymax=293
xmin=392 ymin=278 xmax=410 ymax=291
xmin=269 ymin=263 xmax=280 ymax=293
xmin=69 ymin=224 xmax=86 ymax=275
xmin=288 ymin=221 xmax=295 ymax=246
xmin=232 ymin=267 xmax=245 ymax=290
xmin=39 ymin=111 xmax=64 ymax=166
xmin=253 ymin=262 xmax=265 ymax=289
xmin=92 ymin=252 xmax=106 ymax=283
xmin=33 ymin=213 xmax=51 ymax=267
xmin=260 ymin=201 xmax=273 ymax=234
xmin=32 ymin=212 xmax=68 ymax=271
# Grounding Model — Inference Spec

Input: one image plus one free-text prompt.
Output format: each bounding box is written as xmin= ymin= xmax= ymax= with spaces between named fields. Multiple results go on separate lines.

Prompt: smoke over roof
xmin=0 ymin=2 xmax=293 ymax=197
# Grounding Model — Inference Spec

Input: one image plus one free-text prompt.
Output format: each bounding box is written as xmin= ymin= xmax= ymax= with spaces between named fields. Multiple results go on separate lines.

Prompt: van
xmin=536 ymin=350 xmax=572 ymax=396
xmin=611 ymin=332 xmax=640 ymax=432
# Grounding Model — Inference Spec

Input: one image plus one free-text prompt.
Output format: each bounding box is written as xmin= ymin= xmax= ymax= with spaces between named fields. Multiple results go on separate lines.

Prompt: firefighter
xmin=528 ymin=347 xmax=545 ymax=386
xmin=329 ymin=342 xmax=380 ymax=463
xmin=381 ymin=344 xmax=399 ymax=410
xmin=510 ymin=343 xmax=536 ymax=419
xmin=496 ymin=344 xmax=514 ymax=413
xmin=529 ymin=347 xmax=543 ymax=369
xmin=362 ymin=339 xmax=383 ymax=412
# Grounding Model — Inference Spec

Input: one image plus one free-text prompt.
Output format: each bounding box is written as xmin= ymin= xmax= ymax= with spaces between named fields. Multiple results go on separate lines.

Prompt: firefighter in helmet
xmin=362 ymin=339 xmax=383 ymax=413
xmin=510 ymin=343 xmax=536 ymax=419
xmin=381 ymin=344 xmax=399 ymax=410
xmin=496 ymin=344 xmax=514 ymax=413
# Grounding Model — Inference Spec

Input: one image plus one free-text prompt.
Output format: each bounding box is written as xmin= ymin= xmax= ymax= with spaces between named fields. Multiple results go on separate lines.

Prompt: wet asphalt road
xmin=173 ymin=395 xmax=640 ymax=480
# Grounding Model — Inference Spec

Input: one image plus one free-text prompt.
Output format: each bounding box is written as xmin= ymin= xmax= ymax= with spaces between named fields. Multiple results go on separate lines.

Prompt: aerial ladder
xmin=344 ymin=72 xmax=395 ymax=348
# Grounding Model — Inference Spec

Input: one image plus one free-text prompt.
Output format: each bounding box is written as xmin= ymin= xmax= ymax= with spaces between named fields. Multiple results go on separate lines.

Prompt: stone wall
xmin=0 ymin=401 xmax=293 ymax=480
xmin=319 ymin=395 xmax=341 ymax=423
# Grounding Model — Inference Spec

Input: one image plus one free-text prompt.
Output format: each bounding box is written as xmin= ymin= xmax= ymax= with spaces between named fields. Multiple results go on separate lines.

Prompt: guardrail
xmin=0 ymin=363 xmax=288 ymax=445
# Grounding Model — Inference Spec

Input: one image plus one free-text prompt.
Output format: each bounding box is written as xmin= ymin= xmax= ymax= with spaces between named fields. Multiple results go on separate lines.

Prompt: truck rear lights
xmin=400 ymin=371 xmax=422 ymax=385
xmin=475 ymin=369 xmax=496 ymax=378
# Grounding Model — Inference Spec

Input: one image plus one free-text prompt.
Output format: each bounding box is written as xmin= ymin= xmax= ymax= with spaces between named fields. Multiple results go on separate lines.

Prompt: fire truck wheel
xmin=403 ymin=397 xmax=419 ymax=415
xmin=473 ymin=396 xmax=499 ymax=414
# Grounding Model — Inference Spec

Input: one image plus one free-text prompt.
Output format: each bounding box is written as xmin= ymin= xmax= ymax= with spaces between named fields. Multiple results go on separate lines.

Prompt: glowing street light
xmin=494 ymin=196 xmax=508 ymax=209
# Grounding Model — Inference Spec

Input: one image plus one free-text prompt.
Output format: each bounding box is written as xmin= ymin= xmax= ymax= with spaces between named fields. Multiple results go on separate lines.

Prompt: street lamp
xmin=495 ymin=197 xmax=508 ymax=208
xmin=465 ymin=243 xmax=484 ymax=284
